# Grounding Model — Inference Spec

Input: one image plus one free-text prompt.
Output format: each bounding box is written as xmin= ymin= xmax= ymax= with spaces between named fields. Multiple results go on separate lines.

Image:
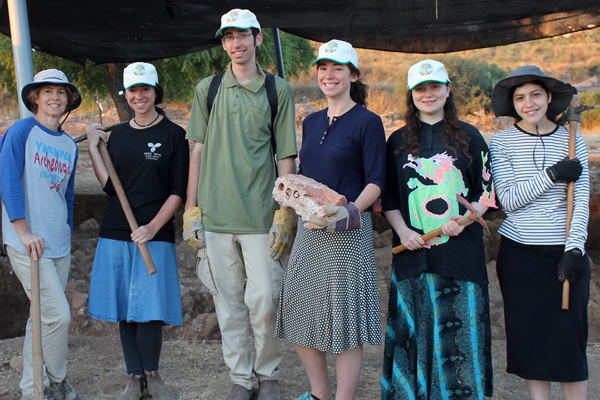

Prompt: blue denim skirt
xmin=88 ymin=238 xmax=183 ymax=325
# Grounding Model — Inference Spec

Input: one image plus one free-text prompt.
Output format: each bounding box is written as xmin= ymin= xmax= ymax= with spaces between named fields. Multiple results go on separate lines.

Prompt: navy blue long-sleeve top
xmin=299 ymin=104 xmax=386 ymax=207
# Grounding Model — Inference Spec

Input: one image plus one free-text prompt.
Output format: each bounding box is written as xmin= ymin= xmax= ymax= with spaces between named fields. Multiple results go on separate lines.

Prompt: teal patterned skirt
xmin=382 ymin=271 xmax=493 ymax=400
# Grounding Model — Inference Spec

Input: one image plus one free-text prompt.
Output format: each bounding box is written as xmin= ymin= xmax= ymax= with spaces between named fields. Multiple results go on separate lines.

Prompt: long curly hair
xmin=397 ymin=87 xmax=471 ymax=161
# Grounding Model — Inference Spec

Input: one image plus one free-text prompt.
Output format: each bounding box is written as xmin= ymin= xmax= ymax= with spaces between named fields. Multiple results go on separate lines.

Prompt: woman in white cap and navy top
xmin=381 ymin=60 xmax=496 ymax=399
xmin=275 ymin=40 xmax=386 ymax=400
xmin=489 ymin=66 xmax=590 ymax=399
xmin=86 ymin=62 xmax=189 ymax=399
xmin=0 ymin=69 xmax=80 ymax=400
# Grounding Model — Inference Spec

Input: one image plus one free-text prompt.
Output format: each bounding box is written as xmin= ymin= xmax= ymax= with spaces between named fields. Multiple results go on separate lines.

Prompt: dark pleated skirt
xmin=496 ymin=236 xmax=590 ymax=382
xmin=382 ymin=271 xmax=493 ymax=400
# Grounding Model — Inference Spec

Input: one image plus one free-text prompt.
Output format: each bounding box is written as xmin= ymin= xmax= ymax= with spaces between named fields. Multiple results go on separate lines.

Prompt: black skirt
xmin=496 ymin=236 xmax=590 ymax=382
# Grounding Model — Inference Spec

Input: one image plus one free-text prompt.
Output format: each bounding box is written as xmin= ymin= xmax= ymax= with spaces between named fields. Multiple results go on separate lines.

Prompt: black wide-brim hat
xmin=21 ymin=69 xmax=82 ymax=112
xmin=492 ymin=65 xmax=574 ymax=118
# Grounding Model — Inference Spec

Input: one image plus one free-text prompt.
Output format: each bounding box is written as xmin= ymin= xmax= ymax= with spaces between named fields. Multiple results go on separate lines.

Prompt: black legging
xmin=119 ymin=320 xmax=163 ymax=375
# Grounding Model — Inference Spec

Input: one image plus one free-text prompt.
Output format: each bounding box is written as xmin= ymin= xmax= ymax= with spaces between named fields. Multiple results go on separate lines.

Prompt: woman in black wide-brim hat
xmin=489 ymin=65 xmax=590 ymax=400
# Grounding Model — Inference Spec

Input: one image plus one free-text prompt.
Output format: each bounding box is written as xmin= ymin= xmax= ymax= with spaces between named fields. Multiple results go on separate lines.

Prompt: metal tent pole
xmin=271 ymin=28 xmax=285 ymax=80
xmin=7 ymin=0 xmax=34 ymax=118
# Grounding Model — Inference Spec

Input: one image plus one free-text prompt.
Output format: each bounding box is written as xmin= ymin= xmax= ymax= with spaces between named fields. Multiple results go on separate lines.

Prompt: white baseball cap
xmin=312 ymin=39 xmax=359 ymax=69
xmin=216 ymin=9 xmax=261 ymax=36
xmin=407 ymin=59 xmax=450 ymax=90
xmin=123 ymin=62 xmax=159 ymax=89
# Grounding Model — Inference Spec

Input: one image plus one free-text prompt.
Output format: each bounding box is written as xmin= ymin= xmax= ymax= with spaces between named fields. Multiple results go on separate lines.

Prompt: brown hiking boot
xmin=116 ymin=375 xmax=144 ymax=400
xmin=146 ymin=371 xmax=176 ymax=399
xmin=227 ymin=384 xmax=256 ymax=400
xmin=257 ymin=380 xmax=281 ymax=400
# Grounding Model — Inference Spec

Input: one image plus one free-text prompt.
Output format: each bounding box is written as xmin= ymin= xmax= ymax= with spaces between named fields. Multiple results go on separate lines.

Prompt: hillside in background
xmin=291 ymin=29 xmax=600 ymax=132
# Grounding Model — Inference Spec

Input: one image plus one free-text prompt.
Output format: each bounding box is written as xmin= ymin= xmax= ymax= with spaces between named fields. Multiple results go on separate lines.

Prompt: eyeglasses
xmin=222 ymin=33 xmax=253 ymax=43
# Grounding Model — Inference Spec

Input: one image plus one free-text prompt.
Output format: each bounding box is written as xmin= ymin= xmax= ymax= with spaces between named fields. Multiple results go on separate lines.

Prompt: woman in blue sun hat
xmin=275 ymin=39 xmax=386 ymax=400
xmin=86 ymin=62 xmax=189 ymax=400
xmin=381 ymin=59 xmax=496 ymax=399
xmin=490 ymin=65 xmax=590 ymax=400
xmin=0 ymin=69 xmax=81 ymax=400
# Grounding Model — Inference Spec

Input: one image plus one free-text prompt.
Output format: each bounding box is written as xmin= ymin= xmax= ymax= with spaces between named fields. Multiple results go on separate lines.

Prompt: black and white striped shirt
xmin=490 ymin=124 xmax=589 ymax=252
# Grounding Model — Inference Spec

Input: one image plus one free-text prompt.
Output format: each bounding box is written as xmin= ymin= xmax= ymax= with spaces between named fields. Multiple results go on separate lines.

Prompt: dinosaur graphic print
xmin=404 ymin=151 xmax=467 ymax=247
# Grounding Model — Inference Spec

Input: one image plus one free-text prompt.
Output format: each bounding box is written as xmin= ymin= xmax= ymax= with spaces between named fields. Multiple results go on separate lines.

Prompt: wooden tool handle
xmin=562 ymin=96 xmax=579 ymax=310
xmin=392 ymin=214 xmax=472 ymax=254
xmin=98 ymin=141 xmax=157 ymax=275
xmin=30 ymin=258 xmax=44 ymax=400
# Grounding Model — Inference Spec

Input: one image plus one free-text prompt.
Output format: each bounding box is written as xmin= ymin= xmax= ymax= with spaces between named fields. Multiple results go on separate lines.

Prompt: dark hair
xmin=509 ymin=80 xmax=558 ymax=122
xmin=348 ymin=64 xmax=368 ymax=107
xmin=397 ymin=86 xmax=471 ymax=161
xmin=315 ymin=62 xmax=368 ymax=107
xmin=154 ymin=84 xmax=166 ymax=117
xmin=26 ymin=84 xmax=78 ymax=115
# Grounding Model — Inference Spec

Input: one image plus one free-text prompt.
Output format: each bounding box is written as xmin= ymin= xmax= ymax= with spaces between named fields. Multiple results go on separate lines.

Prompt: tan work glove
xmin=183 ymin=207 xmax=205 ymax=250
xmin=304 ymin=203 xmax=362 ymax=232
xmin=269 ymin=209 xmax=295 ymax=260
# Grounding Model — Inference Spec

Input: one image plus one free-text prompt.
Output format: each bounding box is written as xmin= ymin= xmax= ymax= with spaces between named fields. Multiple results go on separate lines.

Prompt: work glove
xmin=183 ymin=207 xmax=205 ymax=250
xmin=269 ymin=209 xmax=295 ymax=260
xmin=546 ymin=158 xmax=582 ymax=183
xmin=558 ymin=248 xmax=585 ymax=283
xmin=304 ymin=203 xmax=362 ymax=232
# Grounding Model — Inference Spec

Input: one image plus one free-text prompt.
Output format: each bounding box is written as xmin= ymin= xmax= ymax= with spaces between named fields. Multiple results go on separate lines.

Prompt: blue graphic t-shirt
xmin=0 ymin=117 xmax=78 ymax=258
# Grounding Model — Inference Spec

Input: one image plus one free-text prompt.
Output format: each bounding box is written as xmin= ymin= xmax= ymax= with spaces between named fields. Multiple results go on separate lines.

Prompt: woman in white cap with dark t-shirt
xmin=381 ymin=59 xmax=495 ymax=399
xmin=86 ymin=62 xmax=189 ymax=399
xmin=490 ymin=66 xmax=590 ymax=400
xmin=0 ymin=69 xmax=81 ymax=400
xmin=275 ymin=39 xmax=386 ymax=400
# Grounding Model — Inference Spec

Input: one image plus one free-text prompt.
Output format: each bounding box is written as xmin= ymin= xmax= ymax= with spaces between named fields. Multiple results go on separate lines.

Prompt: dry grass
xmin=291 ymin=30 xmax=600 ymax=134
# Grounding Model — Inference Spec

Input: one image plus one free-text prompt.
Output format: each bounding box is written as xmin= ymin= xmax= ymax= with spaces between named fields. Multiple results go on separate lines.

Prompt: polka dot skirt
xmin=275 ymin=212 xmax=382 ymax=353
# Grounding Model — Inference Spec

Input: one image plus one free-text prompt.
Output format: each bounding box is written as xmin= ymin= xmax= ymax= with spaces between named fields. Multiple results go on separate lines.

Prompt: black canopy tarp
xmin=1 ymin=0 xmax=599 ymax=64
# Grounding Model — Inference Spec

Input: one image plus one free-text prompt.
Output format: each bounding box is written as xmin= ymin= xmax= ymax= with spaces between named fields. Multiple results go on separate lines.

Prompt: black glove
xmin=546 ymin=158 xmax=582 ymax=183
xmin=558 ymin=248 xmax=585 ymax=283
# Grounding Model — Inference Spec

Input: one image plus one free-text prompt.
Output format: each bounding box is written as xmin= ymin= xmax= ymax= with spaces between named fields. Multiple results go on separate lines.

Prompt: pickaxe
xmin=392 ymin=194 xmax=489 ymax=254
xmin=76 ymin=122 xmax=157 ymax=275
xmin=561 ymin=94 xmax=596 ymax=310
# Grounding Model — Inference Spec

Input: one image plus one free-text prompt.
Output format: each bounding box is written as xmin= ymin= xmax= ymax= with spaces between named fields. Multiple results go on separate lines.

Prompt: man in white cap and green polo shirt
xmin=184 ymin=8 xmax=297 ymax=400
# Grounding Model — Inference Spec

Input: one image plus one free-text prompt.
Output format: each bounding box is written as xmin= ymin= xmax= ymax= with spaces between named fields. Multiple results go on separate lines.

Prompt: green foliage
xmin=437 ymin=56 xmax=507 ymax=114
xmin=579 ymin=91 xmax=600 ymax=129
xmin=257 ymin=30 xmax=315 ymax=79
xmin=0 ymin=31 xmax=314 ymax=107
xmin=392 ymin=56 xmax=507 ymax=117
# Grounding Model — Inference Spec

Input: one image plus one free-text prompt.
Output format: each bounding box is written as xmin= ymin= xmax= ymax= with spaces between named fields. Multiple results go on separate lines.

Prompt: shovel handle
xmin=392 ymin=214 xmax=472 ymax=254
xmin=98 ymin=140 xmax=157 ymax=275
xmin=30 ymin=258 xmax=44 ymax=400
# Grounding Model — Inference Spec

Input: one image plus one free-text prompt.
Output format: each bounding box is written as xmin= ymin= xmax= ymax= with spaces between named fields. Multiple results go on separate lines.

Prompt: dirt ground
xmin=0 ymin=335 xmax=598 ymax=399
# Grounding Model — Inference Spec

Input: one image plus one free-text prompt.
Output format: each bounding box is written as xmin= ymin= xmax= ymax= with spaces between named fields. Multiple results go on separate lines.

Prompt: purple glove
xmin=304 ymin=203 xmax=362 ymax=232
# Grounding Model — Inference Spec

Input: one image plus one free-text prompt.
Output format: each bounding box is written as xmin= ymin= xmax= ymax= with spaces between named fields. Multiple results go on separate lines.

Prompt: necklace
xmin=133 ymin=113 xmax=160 ymax=128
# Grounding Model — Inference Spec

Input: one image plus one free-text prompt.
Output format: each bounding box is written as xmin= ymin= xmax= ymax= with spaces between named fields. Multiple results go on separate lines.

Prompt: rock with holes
xmin=272 ymin=174 xmax=347 ymax=221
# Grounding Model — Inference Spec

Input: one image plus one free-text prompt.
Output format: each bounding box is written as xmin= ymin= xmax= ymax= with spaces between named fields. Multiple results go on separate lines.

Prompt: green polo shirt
xmin=187 ymin=63 xmax=297 ymax=233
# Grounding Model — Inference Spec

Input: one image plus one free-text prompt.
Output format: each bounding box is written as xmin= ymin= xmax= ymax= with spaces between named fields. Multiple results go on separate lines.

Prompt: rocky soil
xmin=0 ymin=109 xmax=599 ymax=398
